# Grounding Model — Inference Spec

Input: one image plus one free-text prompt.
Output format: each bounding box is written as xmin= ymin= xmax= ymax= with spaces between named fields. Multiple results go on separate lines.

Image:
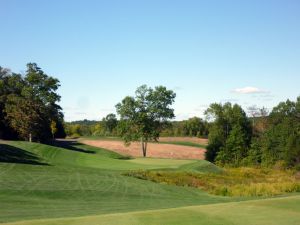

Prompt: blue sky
xmin=1 ymin=0 xmax=299 ymax=121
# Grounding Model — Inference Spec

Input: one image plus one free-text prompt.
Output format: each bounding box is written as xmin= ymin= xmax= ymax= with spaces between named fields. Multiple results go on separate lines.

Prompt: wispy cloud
xmin=173 ymin=86 xmax=182 ymax=91
xmin=220 ymin=98 xmax=239 ymax=103
xmin=232 ymin=87 xmax=268 ymax=94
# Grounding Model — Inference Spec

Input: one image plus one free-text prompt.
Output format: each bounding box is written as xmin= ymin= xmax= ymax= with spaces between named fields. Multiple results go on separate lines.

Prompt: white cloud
xmin=232 ymin=87 xmax=267 ymax=94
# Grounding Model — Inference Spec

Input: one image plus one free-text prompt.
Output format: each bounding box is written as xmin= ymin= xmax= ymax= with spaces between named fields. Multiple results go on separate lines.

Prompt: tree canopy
xmin=205 ymin=97 xmax=300 ymax=168
xmin=116 ymin=85 xmax=176 ymax=157
xmin=204 ymin=103 xmax=252 ymax=165
xmin=0 ymin=63 xmax=65 ymax=141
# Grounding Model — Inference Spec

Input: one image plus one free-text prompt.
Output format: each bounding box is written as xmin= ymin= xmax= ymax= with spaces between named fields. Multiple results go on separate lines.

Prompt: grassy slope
xmin=159 ymin=141 xmax=207 ymax=148
xmin=1 ymin=141 xmax=299 ymax=225
xmin=3 ymin=195 xmax=300 ymax=225
xmin=0 ymin=141 xmax=230 ymax=223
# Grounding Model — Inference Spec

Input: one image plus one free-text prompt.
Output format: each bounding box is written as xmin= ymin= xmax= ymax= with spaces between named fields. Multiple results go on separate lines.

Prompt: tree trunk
xmin=144 ymin=141 xmax=147 ymax=157
xmin=29 ymin=133 xmax=32 ymax=142
xmin=141 ymin=138 xmax=147 ymax=157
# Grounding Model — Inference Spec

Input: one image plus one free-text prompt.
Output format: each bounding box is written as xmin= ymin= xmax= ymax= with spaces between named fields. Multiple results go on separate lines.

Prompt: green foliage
xmin=259 ymin=97 xmax=300 ymax=167
xmin=216 ymin=125 xmax=248 ymax=166
xmin=183 ymin=117 xmax=208 ymax=137
xmin=205 ymin=97 xmax=300 ymax=169
xmin=159 ymin=118 xmax=209 ymax=137
xmin=102 ymin=113 xmax=118 ymax=135
xmin=5 ymin=95 xmax=46 ymax=141
xmin=65 ymin=118 xmax=209 ymax=139
xmin=205 ymin=103 xmax=251 ymax=165
xmin=0 ymin=67 xmax=23 ymax=139
xmin=65 ymin=116 xmax=119 ymax=138
xmin=0 ymin=64 xmax=65 ymax=141
xmin=116 ymin=85 xmax=176 ymax=157
xmin=243 ymin=137 xmax=262 ymax=166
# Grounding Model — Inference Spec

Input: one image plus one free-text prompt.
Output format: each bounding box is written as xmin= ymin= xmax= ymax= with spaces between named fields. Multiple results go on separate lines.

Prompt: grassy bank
xmin=158 ymin=141 xmax=207 ymax=148
xmin=125 ymin=167 xmax=300 ymax=197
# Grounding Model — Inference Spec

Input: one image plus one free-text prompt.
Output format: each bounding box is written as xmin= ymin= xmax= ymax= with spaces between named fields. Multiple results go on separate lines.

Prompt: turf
xmin=0 ymin=141 xmax=230 ymax=223
xmin=3 ymin=195 xmax=300 ymax=225
xmin=0 ymin=140 xmax=299 ymax=225
xmin=158 ymin=141 xmax=207 ymax=148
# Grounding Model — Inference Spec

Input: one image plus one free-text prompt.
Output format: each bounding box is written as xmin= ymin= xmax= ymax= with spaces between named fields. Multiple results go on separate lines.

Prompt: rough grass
xmin=125 ymin=167 xmax=300 ymax=197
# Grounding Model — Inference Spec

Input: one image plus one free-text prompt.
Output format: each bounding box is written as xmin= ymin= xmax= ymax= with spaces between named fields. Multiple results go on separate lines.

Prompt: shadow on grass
xmin=50 ymin=140 xmax=96 ymax=154
xmin=0 ymin=144 xmax=48 ymax=165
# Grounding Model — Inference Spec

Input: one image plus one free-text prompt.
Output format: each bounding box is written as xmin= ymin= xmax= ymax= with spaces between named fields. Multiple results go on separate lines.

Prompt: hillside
xmin=1 ymin=140 xmax=299 ymax=225
xmin=0 ymin=140 xmax=229 ymax=223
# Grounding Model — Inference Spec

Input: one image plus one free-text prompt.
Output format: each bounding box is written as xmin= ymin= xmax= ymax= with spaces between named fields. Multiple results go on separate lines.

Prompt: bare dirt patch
xmin=81 ymin=140 xmax=206 ymax=160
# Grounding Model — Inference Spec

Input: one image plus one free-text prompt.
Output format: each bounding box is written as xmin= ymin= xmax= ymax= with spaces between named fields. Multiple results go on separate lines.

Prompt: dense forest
xmin=0 ymin=63 xmax=65 ymax=142
xmin=205 ymin=98 xmax=300 ymax=168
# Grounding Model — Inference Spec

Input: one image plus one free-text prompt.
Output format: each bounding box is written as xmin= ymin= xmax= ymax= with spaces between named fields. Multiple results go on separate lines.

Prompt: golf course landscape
xmin=1 ymin=1 xmax=300 ymax=224
xmin=1 ymin=140 xmax=299 ymax=225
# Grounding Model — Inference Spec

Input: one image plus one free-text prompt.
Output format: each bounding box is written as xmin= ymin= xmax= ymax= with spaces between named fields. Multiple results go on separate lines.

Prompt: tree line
xmin=205 ymin=97 xmax=300 ymax=168
xmin=0 ymin=63 xmax=65 ymax=142
xmin=65 ymin=116 xmax=209 ymax=138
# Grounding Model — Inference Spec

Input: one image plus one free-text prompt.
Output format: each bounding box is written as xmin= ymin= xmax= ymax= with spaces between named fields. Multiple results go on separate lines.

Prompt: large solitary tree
xmin=116 ymin=85 xmax=176 ymax=157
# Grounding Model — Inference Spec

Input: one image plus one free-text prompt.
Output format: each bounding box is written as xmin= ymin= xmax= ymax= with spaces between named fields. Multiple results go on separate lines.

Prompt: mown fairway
xmin=4 ymin=195 xmax=300 ymax=225
xmin=0 ymin=140 xmax=299 ymax=225
xmin=0 ymin=140 xmax=228 ymax=224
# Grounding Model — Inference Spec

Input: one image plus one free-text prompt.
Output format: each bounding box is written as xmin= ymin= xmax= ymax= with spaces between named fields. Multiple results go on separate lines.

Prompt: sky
xmin=1 ymin=0 xmax=299 ymax=121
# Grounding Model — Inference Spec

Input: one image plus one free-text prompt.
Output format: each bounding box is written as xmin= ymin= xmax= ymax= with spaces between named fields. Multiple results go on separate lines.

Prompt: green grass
xmin=0 ymin=140 xmax=299 ymax=225
xmin=3 ymin=195 xmax=300 ymax=225
xmin=78 ymin=136 xmax=123 ymax=141
xmin=0 ymin=141 xmax=231 ymax=224
xmin=158 ymin=141 xmax=207 ymax=148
